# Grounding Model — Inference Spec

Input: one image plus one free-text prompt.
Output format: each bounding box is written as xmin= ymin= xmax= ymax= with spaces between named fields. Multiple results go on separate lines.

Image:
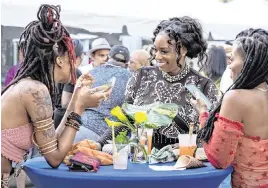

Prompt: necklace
xmin=256 ymin=83 xmax=268 ymax=92
xmin=162 ymin=65 xmax=190 ymax=83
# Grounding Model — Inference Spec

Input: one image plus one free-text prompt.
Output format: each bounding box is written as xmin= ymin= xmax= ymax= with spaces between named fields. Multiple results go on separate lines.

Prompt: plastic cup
xmin=113 ymin=145 xmax=128 ymax=170
xmin=178 ymin=134 xmax=197 ymax=157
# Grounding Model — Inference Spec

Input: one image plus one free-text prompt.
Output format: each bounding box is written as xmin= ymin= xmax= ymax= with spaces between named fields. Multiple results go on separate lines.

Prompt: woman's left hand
xmin=190 ymin=93 xmax=208 ymax=115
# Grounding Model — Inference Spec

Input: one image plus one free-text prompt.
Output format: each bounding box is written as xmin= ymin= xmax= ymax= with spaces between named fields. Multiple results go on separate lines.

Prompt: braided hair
xmin=150 ymin=16 xmax=207 ymax=68
xmin=2 ymin=4 xmax=76 ymax=106
xmin=198 ymin=28 xmax=268 ymax=143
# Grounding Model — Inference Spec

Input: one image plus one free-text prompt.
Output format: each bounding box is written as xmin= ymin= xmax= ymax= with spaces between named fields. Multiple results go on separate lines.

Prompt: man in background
xmin=4 ymin=41 xmax=25 ymax=87
xmin=79 ymin=38 xmax=111 ymax=73
xmin=75 ymin=45 xmax=131 ymax=142
xmin=128 ymin=49 xmax=150 ymax=72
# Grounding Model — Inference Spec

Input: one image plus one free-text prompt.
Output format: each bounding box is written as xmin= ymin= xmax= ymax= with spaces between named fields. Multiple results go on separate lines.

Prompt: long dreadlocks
xmin=198 ymin=28 xmax=268 ymax=143
xmin=2 ymin=4 xmax=76 ymax=106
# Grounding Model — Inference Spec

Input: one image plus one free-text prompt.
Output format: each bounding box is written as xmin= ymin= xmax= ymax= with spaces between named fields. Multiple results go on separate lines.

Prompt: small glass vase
xmin=129 ymin=132 xmax=148 ymax=163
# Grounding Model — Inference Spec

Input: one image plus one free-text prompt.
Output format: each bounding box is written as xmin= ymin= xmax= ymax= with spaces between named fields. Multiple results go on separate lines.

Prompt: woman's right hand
xmin=73 ymin=72 xmax=112 ymax=114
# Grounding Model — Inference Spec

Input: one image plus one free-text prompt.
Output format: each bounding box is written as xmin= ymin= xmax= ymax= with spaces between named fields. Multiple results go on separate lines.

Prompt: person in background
xmin=193 ymin=28 xmax=268 ymax=187
xmin=128 ymin=49 xmax=150 ymax=72
xmin=203 ymin=46 xmax=227 ymax=91
xmin=75 ymin=45 xmax=131 ymax=142
xmin=79 ymin=38 xmax=110 ymax=73
xmin=54 ymin=39 xmax=84 ymax=129
xmin=220 ymin=42 xmax=234 ymax=93
xmin=4 ymin=41 xmax=25 ymax=87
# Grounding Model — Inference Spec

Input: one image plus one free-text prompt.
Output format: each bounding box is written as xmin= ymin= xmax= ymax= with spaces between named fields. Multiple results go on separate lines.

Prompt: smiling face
xmin=152 ymin=33 xmax=187 ymax=75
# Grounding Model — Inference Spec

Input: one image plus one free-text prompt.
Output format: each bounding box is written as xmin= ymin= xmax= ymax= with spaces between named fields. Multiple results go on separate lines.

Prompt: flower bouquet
xmin=105 ymin=102 xmax=179 ymax=163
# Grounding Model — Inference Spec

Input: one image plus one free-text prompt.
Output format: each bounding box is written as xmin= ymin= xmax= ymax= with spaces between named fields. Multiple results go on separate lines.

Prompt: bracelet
xmin=38 ymin=139 xmax=57 ymax=150
xmin=67 ymin=112 xmax=82 ymax=124
xmin=39 ymin=141 xmax=58 ymax=155
xmin=66 ymin=119 xmax=81 ymax=127
xmin=66 ymin=123 xmax=80 ymax=131
xmin=32 ymin=137 xmax=58 ymax=155
xmin=65 ymin=121 xmax=80 ymax=131
xmin=31 ymin=118 xmax=59 ymax=155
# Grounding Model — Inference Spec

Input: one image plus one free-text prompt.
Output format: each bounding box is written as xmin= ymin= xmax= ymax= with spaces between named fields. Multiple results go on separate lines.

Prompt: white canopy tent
xmin=2 ymin=0 xmax=268 ymax=40
xmin=1 ymin=1 xmax=160 ymax=37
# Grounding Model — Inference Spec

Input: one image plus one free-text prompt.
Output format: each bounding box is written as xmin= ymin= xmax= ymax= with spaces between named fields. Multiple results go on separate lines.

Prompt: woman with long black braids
xmin=192 ymin=29 xmax=268 ymax=187
xmin=1 ymin=5 xmax=111 ymax=187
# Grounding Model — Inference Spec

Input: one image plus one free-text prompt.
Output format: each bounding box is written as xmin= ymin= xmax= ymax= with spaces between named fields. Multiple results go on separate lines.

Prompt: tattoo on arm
xmin=20 ymin=82 xmax=53 ymax=122
xmin=33 ymin=89 xmax=56 ymax=139
xmin=32 ymin=89 xmax=52 ymax=121
xmin=42 ymin=127 xmax=56 ymax=139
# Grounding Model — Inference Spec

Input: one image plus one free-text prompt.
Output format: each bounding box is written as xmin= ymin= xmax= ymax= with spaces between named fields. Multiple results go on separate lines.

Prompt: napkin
xmin=195 ymin=148 xmax=208 ymax=162
xmin=149 ymin=145 xmax=177 ymax=164
xmin=175 ymin=155 xmax=206 ymax=169
xmin=149 ymin=165 xmax=186 ymax=171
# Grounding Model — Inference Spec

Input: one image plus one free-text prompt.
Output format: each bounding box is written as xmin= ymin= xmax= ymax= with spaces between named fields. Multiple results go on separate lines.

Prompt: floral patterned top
xmin=199 ymin=112 xmax=268 ymax=188
xmin=98 ymin=65 xmax=218 ymax=149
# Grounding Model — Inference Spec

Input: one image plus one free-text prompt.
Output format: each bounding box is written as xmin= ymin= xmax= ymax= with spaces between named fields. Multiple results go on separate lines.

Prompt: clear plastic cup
xmin=113 ymin=145 xmax=128 ymax=170
xmin=178 ymin=134 xmax=197 ymax=157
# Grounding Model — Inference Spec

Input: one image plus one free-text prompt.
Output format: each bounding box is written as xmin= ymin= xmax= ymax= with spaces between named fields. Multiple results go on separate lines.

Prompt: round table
xmin=23 ymin=157 xmax=232 ymax=188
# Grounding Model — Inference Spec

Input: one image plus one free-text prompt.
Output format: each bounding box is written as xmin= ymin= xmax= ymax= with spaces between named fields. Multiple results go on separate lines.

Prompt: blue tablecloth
xmin=24 ymin=157 xmax=232 ymax=188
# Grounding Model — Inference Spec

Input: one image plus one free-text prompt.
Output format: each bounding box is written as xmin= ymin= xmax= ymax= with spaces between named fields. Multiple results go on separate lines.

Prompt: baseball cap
xmin=109 ymin=45 xmax=130 ymax=63
xmin=72 ymin=39 xmax=84 ymax=57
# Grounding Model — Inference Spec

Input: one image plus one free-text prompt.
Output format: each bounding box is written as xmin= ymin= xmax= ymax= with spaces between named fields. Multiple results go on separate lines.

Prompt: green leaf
xmin=122 ymin=102 xmax=179 ymax=128
xmin=115 ymin=131 xmax=130 ymax=144
xmin=144 ymin=123 xmax=158 ymax=129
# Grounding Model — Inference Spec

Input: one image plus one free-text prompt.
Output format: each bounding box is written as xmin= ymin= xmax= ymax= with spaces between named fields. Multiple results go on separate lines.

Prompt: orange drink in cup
xmin=146 ymin=129 xmax=153 ymax=155
xmin=179 ymin=145 xmax=197 ymax=156
xmin=178 ymin=134 xmax=197 ymax=157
